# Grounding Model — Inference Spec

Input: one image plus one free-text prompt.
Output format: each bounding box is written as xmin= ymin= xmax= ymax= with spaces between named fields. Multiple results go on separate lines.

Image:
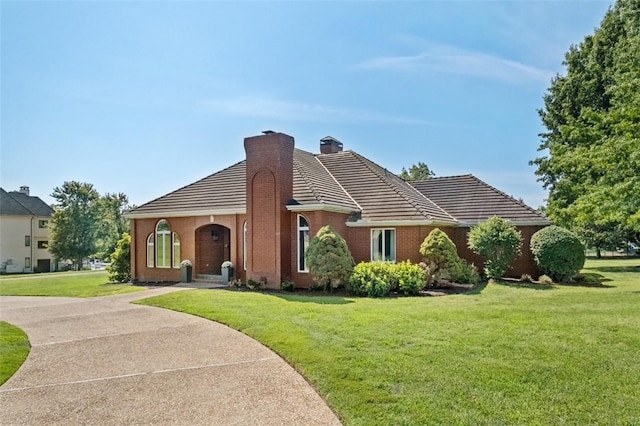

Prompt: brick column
xmin=244 ymin=132 xmax=294 ymax=288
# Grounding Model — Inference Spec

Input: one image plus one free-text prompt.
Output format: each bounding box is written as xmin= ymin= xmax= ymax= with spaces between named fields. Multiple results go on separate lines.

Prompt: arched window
xmin=243 ymin=221 xmax=247 ymax=271
xmin=146 ymin=234 xmax=154 ymax=267
xmin=156 ymin=220 xmax=171 ymax=268
xmin=298 ymin=215 xmax=310 ymax=272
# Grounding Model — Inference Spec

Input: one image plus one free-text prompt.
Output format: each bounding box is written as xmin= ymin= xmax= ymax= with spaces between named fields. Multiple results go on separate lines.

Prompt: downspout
xmin=30 ymin=216 xmax=34 ymax=273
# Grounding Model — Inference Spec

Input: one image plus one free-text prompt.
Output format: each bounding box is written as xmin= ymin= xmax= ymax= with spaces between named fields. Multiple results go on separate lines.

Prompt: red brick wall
xmin=245 ymin=132 xmax=294 ymax=288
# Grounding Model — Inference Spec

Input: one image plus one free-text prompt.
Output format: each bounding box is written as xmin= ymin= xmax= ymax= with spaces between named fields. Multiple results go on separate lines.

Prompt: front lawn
xmin=0 ymin=271 xmax=143 ymax=297
xmin=0 ymin=321 xmax=30 ymax=385
xmin=137 ymin=258 xmax=640 ymax=425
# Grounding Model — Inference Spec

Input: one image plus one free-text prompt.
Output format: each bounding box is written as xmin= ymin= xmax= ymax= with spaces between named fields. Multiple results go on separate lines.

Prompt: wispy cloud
xmin=202 ymin=96 xmax=443 ymax=125
xmin=357 ymin=43 xmax=554 ymax=84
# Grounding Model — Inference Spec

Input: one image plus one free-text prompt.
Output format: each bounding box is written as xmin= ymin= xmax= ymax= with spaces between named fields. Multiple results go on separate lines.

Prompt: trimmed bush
xmin=419 ymin=228 xmax=461 ymax=284
xmin=306 ymin=226 xmax=355 ymax=291
xmin=107 ymin=233 xmax=131 ymax=283
xmin=468 ymin=217 xmax=523 ymax=279
xmin=530 ymin=226 xmax=585 ymax=282
xmin=350 ymin=262 xmax=393 ymax=297
xmin=280 ymin=280 xmax=296 ymax=292
xmin=450 ymin=261 xmax=480 ymax=285
xmin=392 ymin=261 xmax=426 ymax=296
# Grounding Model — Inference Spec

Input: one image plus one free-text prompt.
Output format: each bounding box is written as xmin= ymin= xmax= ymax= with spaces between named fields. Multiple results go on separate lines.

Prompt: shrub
xmin=350 ymin=262 xmax=393 ymax=297
xmin=280 ymin=280 xmax=296 ymax=292
xmin=451 ymin=261 xmax=480 ymax=285
xmin=419 ymin=228 xmax=461 ymax=284
xmin=107 ymin=233 xmax=131 ymax=283
xmin=247 ymin=278 xmax=261 ymax=290
xmin=306 ymin=226 xmax=354 ymax=291
xmin=391 ymin=261 xmax=426 ymax=296
xmin=468 ymin=217 xmax=523 ymax=279
xmin=530 ymin=226 xmax=585 ymax=282
xmin=538 ymin=274 xmax=554 ymax=285
xmin=520 ymin=274 xmax=533 ymax=283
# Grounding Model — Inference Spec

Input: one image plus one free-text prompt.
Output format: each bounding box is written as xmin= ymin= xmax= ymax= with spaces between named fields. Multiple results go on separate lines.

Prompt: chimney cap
xmin=19 ymin=185 xmax=30 ymax=195
xmin=320 ymin=136 xmax=344 ymax=154
xmin=262 ymin=130 xmax=276 ymax=135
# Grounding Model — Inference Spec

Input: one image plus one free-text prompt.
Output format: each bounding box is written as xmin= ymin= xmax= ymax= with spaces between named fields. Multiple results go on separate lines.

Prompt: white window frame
xmin=156 ymin=220 xmax=171 ymax=268
xmin=172 ymin=232 xmax=181 ymax=268
xmin=371 ymin=228 xmax=396 ymax=262
xmin=297 ymin=215 xmax=310 ymax=273
xmin=243 ymin=221 xmax=247 ymax=271
xmin=146 ymin=233 xmax=155 ymax=268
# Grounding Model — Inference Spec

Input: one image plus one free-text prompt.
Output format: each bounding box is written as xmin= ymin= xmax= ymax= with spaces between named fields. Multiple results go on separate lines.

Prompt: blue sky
xmin=1 ymin=1 xmax=613 ymax=209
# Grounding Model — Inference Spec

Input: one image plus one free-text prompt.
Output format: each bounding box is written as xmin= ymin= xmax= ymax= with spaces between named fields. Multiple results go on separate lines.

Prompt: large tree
xmin=49 ymin=181 xmax=101 ymax=269
xmin=399 ymin=162 xmax=435 ymax=181
xmin=94 ymin=192 xmax=130 ymax=261
xmin=531 ymin=0 xmax=640 ymax=249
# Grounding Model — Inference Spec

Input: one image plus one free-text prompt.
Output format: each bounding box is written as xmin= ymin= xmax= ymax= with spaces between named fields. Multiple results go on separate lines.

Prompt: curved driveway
xmin=0 ymin=288 xmax=341 ymax=425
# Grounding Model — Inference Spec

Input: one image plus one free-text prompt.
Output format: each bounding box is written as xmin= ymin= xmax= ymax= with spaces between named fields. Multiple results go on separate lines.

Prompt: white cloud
xmin=202 ymin=96 xmax=442 ymax=125
xmin=358 ymin=44 xmax=554 ymax=84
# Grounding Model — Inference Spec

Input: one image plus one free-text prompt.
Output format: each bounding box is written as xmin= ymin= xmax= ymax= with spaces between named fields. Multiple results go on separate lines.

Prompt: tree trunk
xmin=596 ymin=248 xmax=602 ymax=259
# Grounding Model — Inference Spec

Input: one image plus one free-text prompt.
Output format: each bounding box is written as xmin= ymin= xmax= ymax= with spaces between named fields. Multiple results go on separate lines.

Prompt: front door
xmin=197 ymin=225 xmax=230 ymax=274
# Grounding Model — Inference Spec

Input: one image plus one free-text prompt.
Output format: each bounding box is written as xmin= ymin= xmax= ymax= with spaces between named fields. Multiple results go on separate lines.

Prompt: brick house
xmin=127 ymin=132 xmax=550 ymax=288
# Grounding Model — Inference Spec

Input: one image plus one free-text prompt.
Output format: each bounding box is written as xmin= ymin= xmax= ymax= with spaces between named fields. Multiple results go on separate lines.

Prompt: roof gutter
xmin=286 ymin=204 xmax=358 ymax=214
xmin=125 ymin=208 xmax=246 ymax=219
xmin=346 ymin=219 xmax=457 ymax=228
xmin=456 ymin=219 xmax=552 ymax=227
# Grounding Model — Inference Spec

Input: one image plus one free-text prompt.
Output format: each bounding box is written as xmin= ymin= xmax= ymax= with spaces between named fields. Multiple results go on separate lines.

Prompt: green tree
xmin=108 ymin=233 xmax=131 ymax=282
xmin=399 ymin=162 xmax=435 ymax=181
xmin=49 ymin=181 xmax=100 ymax=269
xmin=467 ymin=217 xmax=523 ymax=279
xmin=531 ymin=0 xmax=640 ymax=247
xmin=306 ymin=226 xmax=354 ymax=291
xmin=95 ymin=193 xmax=130 ymax=261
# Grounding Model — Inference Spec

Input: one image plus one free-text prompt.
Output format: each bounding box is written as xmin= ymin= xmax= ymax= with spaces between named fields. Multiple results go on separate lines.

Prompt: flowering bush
xmin=180 ymin=259 xmax=192 ymax=268
xmin=221 ymin=261 xmax=233 ymax=269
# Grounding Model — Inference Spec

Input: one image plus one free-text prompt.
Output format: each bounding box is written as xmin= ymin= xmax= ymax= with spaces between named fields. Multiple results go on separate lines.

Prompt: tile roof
xmin=127 ymin=146 xmax=547 ymax=226
xmin=317 ymin=151 xmax=455 ymax=224
xmin=409 ymin=175 xmax=550 ymax=224
xmin=0 ymin=188 xmax=54 ymax=217
xmin=128 ymin=161 xmax=248 ymax=217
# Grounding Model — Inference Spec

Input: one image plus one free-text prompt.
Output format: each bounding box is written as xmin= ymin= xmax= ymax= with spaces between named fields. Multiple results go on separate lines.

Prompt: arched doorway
xmin=196 ymin=224 xmax=231 ymax=275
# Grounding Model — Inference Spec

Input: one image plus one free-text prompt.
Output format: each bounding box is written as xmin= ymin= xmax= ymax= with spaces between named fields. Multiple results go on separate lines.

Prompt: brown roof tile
xmin=318 ymin=151 xmax=456 ymax=224
xmin=410 ymin=175 xmax=550 ymax=224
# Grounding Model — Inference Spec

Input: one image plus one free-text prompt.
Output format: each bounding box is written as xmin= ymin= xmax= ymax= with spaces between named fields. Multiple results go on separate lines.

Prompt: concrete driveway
xmin=0 ymin=288 xmax=341 ymax=425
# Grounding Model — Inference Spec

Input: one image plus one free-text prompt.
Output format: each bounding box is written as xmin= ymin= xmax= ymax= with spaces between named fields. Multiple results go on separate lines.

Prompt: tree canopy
xmin=48 ymin=181 xmax=130 ymax=269
xmin=399 ymin=162 xmax=435 ymax=181
xmin=531 ymin=0 xmax=640 ymax=248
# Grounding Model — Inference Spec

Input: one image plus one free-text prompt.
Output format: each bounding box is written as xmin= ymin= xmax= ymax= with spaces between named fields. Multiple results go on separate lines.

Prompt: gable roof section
xmin=128 ymin=161 xmax=248 ymax=218
xmin=291 ymin=149 xmax=359 ymax=212
xmin=0 ymin=188 xmax=54 ymax=217
xmin=410 ymin=175 xmax=550 ymax=225
xmin=317 ymin=151 xmax=456 ymax=224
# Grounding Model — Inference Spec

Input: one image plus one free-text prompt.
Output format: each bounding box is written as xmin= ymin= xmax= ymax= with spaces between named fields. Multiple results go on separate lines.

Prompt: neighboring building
xmin=127 ymin=132 xmax=550 ymax=288
xmin=0 ymin=186 xmax=55 ymax=273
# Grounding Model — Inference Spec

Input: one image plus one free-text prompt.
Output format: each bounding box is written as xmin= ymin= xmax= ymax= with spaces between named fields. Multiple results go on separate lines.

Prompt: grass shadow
xmin=272 ymin=293 xmax=355 ymax=305
xmin=493 ymin=280 xmax=556 ymax=291
xmin=584 ymin=265 xmax=640 ymax=274
xmin=461 ymin=281 xmax=488 ymax=295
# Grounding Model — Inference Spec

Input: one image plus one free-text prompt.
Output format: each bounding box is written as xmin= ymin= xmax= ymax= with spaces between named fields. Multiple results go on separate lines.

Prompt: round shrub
xmin=350 ymin=262 xmax=393 ymax=297
xmin=419 ymin=228 xmax=461 ymax=284
xmin=391 ymin=261 xmax=426 ymax=295
xmin=468 ymin=217 xmax=522 ymax=279
xmin=306 ymin=225 xmax=354 ymax=291
xmin=530 ymin=226 xmax=585 ymax=282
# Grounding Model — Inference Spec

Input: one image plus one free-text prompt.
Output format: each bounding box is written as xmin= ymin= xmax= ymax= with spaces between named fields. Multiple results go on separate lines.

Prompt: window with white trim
xmin=146 ymin=234 xmax=154 ymax=267
xmin=172 ymin=233 xmax=181 ymax=268
xmin=243 ymin=221 xmax=247 ymax=271
xmin=298 ymin=215 xmax=310 ymax=272
xmin=371 ymin=229 xmax=396 ymax=262
xmin=156 ymin=220 xmax=171 ymax=268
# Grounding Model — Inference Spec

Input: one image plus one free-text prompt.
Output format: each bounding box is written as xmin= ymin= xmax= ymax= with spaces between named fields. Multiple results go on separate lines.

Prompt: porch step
xmin=174 ymin=274 xmax=226 ymax=289
xmin=194 ymin=274 xmax=223 ymax=283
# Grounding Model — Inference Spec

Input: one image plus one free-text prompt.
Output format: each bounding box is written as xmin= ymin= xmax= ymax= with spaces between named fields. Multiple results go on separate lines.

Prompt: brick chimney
xmin=244 ymin=131 xmax=294 ymax=288
xmin=320 ymin=136 xmax=343 ymax=154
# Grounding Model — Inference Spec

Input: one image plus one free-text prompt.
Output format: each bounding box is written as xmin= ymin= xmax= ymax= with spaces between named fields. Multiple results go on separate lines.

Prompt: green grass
xmin=0 ymin=321 xmax=30 ymax=385
xmin=138 ymin=258 xmax=640 ymax=425
xmin=0 ymin=271 xmax=143 ymax=297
